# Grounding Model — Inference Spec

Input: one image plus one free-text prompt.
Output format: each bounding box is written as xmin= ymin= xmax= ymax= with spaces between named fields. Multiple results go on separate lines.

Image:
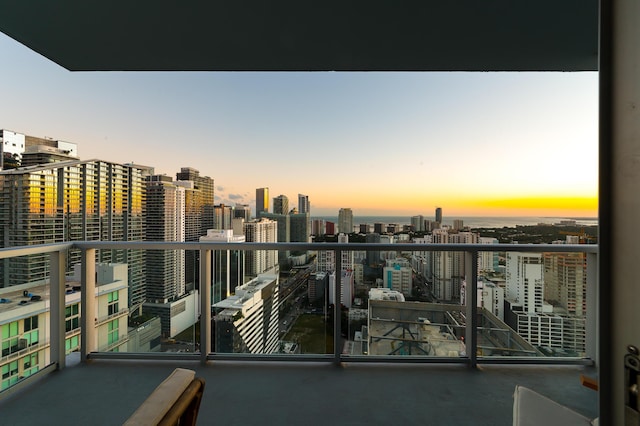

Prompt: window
xmin=107 ymin=291 xmax=119 ymax=316
xmin=22 ymin=353 xmax=38 ymax=378
xmin=66 ymin=303 xmax=80 ymax=332
xmin=24 ymin=315 xmax=38 ymax=331
xmin=1 ymin=360 xmax=19 ymax=390
xmin=1 ymin=321 xmax=19 ymax=356
xmin=65 ymin=335 xmax=80 ymax=354
xmin=107 ymin=319 xmax=119 ymax=345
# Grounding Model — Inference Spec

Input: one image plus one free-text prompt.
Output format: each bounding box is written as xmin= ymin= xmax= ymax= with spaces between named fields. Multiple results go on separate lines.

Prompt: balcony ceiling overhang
xmin=0 ymin=0 xmax=598 ymax=72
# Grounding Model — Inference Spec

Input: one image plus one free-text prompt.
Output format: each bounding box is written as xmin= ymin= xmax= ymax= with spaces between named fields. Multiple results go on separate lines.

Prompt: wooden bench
xmin=124 ymin=368 xmax=205 ymax=426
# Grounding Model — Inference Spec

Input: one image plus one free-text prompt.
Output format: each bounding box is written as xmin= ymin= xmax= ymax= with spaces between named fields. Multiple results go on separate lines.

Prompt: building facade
xmin=338 ymin=208 xmax=353 ymax=234
xmin=243 ymin=218 xmax=278 ymax=278
xmin=255 ymin=187 xmax=269 ymax=217
xmin=212 ymin=274 xmax=280 ymax=354
xmin=0 ymin=159 xmax=149 ymax=307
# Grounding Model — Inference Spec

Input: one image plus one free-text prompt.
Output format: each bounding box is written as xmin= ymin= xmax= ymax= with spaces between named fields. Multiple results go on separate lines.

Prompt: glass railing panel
xmin=476 ymin=250 xmax=591 ymax=359
xmin=333 ymin=248 xmax=469 ymax=359
xmin=211 ymin=248 xmax=332 ymax=355
xmin=68 ymin=247 xmax=198 ymax=356
xmin=0 ymin=252 xmax=51 ymax=392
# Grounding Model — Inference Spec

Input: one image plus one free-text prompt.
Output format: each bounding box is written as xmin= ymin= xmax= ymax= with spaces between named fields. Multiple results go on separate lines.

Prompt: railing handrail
xmin=0 ymin=242 xmax=74 ymax=259
xmin=62 ymin=240 xmax=598 ymax=253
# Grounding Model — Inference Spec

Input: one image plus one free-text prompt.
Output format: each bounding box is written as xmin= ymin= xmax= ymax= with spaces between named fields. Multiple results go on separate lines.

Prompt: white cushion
xmin=513 ymin=385 xmax=593 ymax=426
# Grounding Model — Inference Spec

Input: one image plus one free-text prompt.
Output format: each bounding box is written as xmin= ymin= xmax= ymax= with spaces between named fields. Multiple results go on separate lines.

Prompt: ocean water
xmin=312 ymin=216 xmax=598 ymax=229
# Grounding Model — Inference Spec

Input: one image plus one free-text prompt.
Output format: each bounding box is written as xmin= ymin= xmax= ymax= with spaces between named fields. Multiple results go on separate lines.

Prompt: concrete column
xmin=81 ymin=249 xmax=96 ymax=362
xmin=200 ymin=248 xmax=211 ymax=364
xmin=334 ymin=250 xmax=342 ymax=364
xmin=49 ymin=250 xmax=66 ymax=370
xmin=600 ymin=0 xmax=640 ymax=422
xmin=464 ymin=251 xmax=478 ymax=367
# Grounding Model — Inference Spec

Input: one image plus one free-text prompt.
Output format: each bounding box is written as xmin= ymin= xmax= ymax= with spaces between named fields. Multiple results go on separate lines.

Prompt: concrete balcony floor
xmin=0 ymin=358 xmax=598 ymax=425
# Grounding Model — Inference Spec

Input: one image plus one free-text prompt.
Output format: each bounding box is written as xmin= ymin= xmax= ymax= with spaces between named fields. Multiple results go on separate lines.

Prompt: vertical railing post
xmin=81 ymin=248 xmax=96 ymax=362
xmin=200 ymin=248 xmax=212 ymax=365
xmin=49 ymin=249 xmax=66 ymax=370
xmin=586 ymin=251 xmax=598 ymax=363
xmin=334 ymin=249 xmax=342 ymax=365
xmin=464 ymin=250 xmax=478 ymax=368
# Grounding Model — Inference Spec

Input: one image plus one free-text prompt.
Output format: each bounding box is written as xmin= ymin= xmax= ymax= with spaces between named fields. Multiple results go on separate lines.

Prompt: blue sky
xmin=0 ymin=33 xmax=598 ymax=216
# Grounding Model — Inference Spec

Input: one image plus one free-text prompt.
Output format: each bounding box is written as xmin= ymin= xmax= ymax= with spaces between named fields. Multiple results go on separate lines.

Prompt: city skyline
xmin=0 ymin=33 xmax=598 ymax=217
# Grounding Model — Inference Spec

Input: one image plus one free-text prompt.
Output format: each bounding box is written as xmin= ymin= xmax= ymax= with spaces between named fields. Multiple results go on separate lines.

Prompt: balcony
xmin=0 ymin=241 xmax=599 ymax=424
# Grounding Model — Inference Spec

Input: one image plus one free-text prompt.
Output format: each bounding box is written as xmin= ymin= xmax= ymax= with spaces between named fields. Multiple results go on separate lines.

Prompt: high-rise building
xmin=328 ymin=270 xmax=354 ymax=308
xmin=145 ymin=175 xmax=186 ymax=302
xmin=359 ymin=223 xmax=369 ymax=234
xmin=435 ymin=207 xmax=442 ymax=224
xmin=383 ymin=258 xmax=413 ymax=296
xmin=373 ymin=223 xmax=385 ymax=234
xmin=174 ymin=168 xmax=214 ymax=289
xmin=478 ymin=237 xmax=499 ymax=273
xmin=1 ymin=130 xmax=80 ymax=170
xmin=325 ymin=221 xmax=336 ymax=235
xmin=543 ymin=252 xmax=587 ymax=316
xmin=214 ymin=204 xmax=233 ymax=230
xmin=338 ymin=208 xmax=353 ymax=234
xmin=427 ymin=230 xmax=479 ymax=301
xmin=311 ymin=219 xmax=325 ymax=236
xmin=298 ymin=194 xmax=310 ymax=214
xmin=289 ymin=212 xmax=310 ymax=243
xmin=411 ymin=215 xmax=425 ymax=232
xmin=308 ymin=272 xmax=328 ymax=305
xmin=243 ymin=218 xmax=278 ymax=277
xmin=273 ymin=195 xmax=289 ymax=215
xmin=255 ymin=187 xmax=269 ymax=217
xmin=0 ymin=129 xmax=26 ymax=169
xmin=201 ymin=229 xmax=245 ymax=303
xmin=234 ymin=204 xmax=251 ymax=221
xmin=0 ymin=159 xmax=149 ymax=307
xmin=505 ymin=252 xmax=546 ymax=313
xmin=213 ymin=273 xmax=280 ymax=354
xmin=176 ymin=167 xmax=214 ymax=234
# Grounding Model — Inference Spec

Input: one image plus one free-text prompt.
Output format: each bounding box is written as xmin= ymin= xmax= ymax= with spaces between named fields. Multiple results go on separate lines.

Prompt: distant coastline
xmin=311 ymin=216 xmax=598 ymax=229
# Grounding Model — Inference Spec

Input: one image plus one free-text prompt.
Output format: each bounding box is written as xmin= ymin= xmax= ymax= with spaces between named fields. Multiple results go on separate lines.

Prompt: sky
xmin=0 ymin=33 xmax=598 ymax=218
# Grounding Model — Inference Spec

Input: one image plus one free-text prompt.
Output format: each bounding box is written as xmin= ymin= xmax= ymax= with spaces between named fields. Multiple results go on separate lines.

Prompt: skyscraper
xmin=145 ymin=175 xmax=186 ymax=302
xmin=289 ymin=212 xmax=310 ymax=244
xmin=175 ymin=168 xmax=214 ymax=289
xmin=234 ymin=204 xmax=251 ymax=221
xmin=255 ymin=187 xmax=269 ymax=217
xmin=298 ymin=194 xmax=310 ymax=214
xmin=273 ymin=195 xmax=289 ymax=215
xmin=200 ymin=229 xmax=245 ymax=303
xmin=435 ymin=207 xmax=442 ymax=224
xmin=338 ymin=208 xmax=353 ymax=234
xmin=214 ymin=204 xmax=233 ymax=230
xmin=176 ymin=167 xmax=214 ymax=234
xmin=243 ymin=218 xmax=278 ymax=277
xmin=0 ymin=159 xmax=149 ymax=307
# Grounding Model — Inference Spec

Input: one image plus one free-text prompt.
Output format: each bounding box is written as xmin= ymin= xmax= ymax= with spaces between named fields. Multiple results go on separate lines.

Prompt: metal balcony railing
xmin=0 ymin=241 xmax=598 ymax=386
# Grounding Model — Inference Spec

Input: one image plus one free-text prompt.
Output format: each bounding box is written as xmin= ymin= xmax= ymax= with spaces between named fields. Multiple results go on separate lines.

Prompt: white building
xmin=478 ymin=237 xmax=499 ymax=273
xmin=369 ymin=287 xmax=406 ymax=302
xmin=461 ymin=279 xmax=505 ymax=321
xmin=243 ymin=218 xmax=278 ymax=278
xmin=0 ymin=263 xmax=132 ymax=391
xmin=200 ymin=229 xmax=246 ymax=302
xmin=505 ymin=252 xmax=551 ymax=314
xmin=328 ymin=270 xmax=354 ymax=308
xmin=212 ymin=274 xmax=280 ymax=354
xmin=383 ymin=259 xmax=413 ymax=297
